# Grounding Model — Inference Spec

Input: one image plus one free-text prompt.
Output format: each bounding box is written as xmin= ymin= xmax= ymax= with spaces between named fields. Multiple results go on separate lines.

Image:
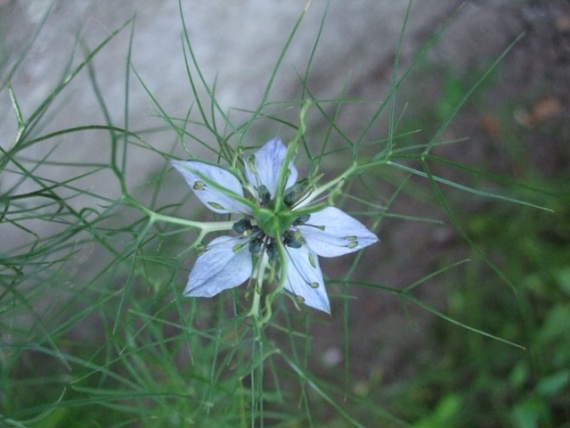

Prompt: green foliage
xmin=421 ymin=193 xmax=570 ymax=427
xmin=383 ymin=63 xmax=570 ymax=426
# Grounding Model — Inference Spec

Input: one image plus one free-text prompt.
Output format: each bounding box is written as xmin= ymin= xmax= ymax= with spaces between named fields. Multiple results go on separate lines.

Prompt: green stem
xmin=249 ymin=288 xmax=261 ymax=319
xmin=148 ymin=211 xmax=234 ymax=233
xmin=273 ymin=101 xmax=311 ymax=211
xmin=295 ymin=162 xmax=357 ymax=209
xmin=259 ymin=238 xmax=287 ymax=326
xmin=247 ymin=254 xmax=269 ymax=319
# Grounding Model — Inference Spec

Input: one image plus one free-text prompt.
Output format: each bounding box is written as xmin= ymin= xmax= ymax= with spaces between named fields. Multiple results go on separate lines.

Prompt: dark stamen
xmin=249 ymin=236 xmax=263 ymax=254
xmin=283 ymin=230 xmax=302 ymax=248
xmin=233 ymin=218 xmax=252 ymax=233
xmin=292 ymin=213 xmax=310 ymax=226
xmin=283 ymin=178 xmax=308 ymax=208
xmin=257 ymin=185 xmax=271 ymax=206
xmin=266 ymin=239 xmax=277 ymax=263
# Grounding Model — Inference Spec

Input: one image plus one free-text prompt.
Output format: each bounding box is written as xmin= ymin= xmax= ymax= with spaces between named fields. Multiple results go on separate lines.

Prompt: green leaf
xmin=535 ymin=370 xmax=570 ymax=397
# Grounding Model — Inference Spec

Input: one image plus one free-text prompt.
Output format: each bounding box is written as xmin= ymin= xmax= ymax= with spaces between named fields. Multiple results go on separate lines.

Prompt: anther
xmin=257 ymin=185 xmax=271 ymax=206
xmin=249 ymin=236 xmax=263 ymax=254
xmin=283 ymin=230 xmax=302 ymax=248
xmin=292 ymin=213 xmax=310 ymax=226
xmin=233 ymin=218 xmax=252 ymax=233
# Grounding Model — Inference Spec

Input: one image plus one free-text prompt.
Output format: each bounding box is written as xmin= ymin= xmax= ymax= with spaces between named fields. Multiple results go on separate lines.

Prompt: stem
xmin=248 ymin=253 xmax=269 ymax=319
xmin=124 ymin=193 xmax=235 ymax=233
xmin=148 ymin=211 xmax=234 ymax=233
xmin=274 ymin=101 xmax=311 ymax=211
xmin=295 ymin=163 xmax=358 ymax=209
xmin=249 ymin=290 xmax=261 ymax=319
xmin=259 ymin=238 xmax=287 ymax=326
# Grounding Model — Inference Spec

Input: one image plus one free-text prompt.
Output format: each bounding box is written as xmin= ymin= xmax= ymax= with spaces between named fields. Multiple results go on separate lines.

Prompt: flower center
xmin=254 ymin=207 xmax=300 ymax=239
xmin=232 ymin=213 xmax=310 ymax=260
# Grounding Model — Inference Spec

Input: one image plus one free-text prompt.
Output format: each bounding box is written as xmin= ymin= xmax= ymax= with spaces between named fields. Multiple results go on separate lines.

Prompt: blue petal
xmin=172 ymin=160 xmax=252 ymax=214
xmin=244 ymin=138 xmax=298 ymax=200
xmin=283 ymin=245 xmax=330 ymax=314
xmin=298 ymin=207 xmax=378 ymax=257
xmin=185 ymin=236 xmax=253 ymax=297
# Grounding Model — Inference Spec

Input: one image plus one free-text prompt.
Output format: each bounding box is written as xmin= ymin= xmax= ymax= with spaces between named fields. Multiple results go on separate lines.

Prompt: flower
xmin=171 ymin=138 xmax=378 ymax=314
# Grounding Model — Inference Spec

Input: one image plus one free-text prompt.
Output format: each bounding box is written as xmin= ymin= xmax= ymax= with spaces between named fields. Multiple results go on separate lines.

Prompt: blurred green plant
xmin=402 ymin=194 xmax=570 ymax=428
xmin=377 ymin=59 xmax=570 ymax=427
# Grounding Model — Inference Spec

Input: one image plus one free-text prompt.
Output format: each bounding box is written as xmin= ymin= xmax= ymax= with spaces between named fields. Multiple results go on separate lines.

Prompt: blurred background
xmin=1 ymin=0 xmax=569 ymax=426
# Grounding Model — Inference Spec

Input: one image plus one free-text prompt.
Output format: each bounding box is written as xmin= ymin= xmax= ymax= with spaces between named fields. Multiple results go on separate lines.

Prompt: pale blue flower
xmin=172 ymin=138 xmax=378 ymax=314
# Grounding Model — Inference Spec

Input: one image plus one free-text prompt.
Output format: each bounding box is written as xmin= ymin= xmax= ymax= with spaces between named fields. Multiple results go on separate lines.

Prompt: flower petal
xmin=172 ymin=160 xmax=252 ymax=214
xmin=185 ymin=236 xmax=253 ymax=297
xmin=245 ymin=138 xmax=298 ymax=200
xmin=299 ymin=207 xmax=378 ymax=257
xmin=283 ymin=245 xmax=330 ymax=314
